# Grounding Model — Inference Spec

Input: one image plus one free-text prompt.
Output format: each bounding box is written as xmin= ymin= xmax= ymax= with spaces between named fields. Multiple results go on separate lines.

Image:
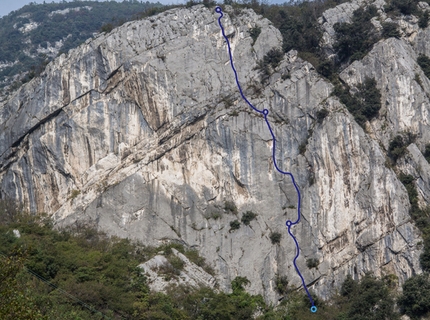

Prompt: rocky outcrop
xmin=138 ymin=248 xmax=216 ymax=292
xmin=0 ymin=2 xmax=426 ymax=303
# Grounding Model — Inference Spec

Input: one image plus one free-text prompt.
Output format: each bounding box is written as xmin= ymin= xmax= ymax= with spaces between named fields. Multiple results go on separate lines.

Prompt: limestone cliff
xmin=0 ymin=1 xmax=428 ymax=303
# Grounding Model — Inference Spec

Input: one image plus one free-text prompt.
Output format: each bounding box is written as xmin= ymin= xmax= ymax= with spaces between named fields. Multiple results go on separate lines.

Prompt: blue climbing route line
xmin=215 ymin=6 xmax=317 ymax=313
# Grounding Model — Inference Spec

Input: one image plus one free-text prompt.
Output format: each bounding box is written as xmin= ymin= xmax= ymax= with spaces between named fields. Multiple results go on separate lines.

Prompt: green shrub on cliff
xmin=332 ymin=77 xmax=381 ymax=126
xmin=418 ymin=54 xmax=430 ymax=80
xmin=398 ymin=273 xmax=430 ymax=319
xmin=333 ymin=6 xmax=379 ymax=63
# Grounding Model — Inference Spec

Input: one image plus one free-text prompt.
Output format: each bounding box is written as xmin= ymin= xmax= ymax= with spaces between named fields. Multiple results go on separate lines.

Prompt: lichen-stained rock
xmin=0 ymin=3 xmax=425 ymax=304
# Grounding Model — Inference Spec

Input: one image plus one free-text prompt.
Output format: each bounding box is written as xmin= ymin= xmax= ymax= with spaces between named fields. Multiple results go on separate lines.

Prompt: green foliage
xmin=210 ymin=212 xmax=222 ymax=220
xmin=267 ymin=272 xmax=401 ymax=319
xmin=418 ymin=54 xmax=430 ymax=80
xmin=397 ymin=172 xmax=430 ymax=270
xmin=0 ymin=200 xmax=409 ymax=320
xmin=275 ymin=274 xmax=288 ymax=295
xmin=224 ymin=201 xmax=238 ymax=214
xmin=385 ymin=0 xmax=419 ymax=15
xmin=420 ymin=238 xmax=430 ymax=272
xmin=256 ymin=48 xmax=284 ymax=83
xmin=382 ymin=22 xmax=401 ymax=39
xmin=333 ymin=6 xmax=379 ymax=63
xmin=168 ymin=255 xmax=185 ymax=272
xmin=317 ymin=59 xmax=335 ymax=79
xmin=0 ymin=248 xmax=47 ymax=320
xmin=340 ymin=273 xmax=400 ymax=320
xmin=389 ymin=135 xmax=407 ymax=162
xmin=332 ymin=77 xmax=381 ymax=126
xmin=419 ymin=10 xmax=430 ymax=28
xmin=341 ymin=274 xmax=358 ymax=297
xmin=202 ymin=0 xmax=217 ymax=9
xmin=388 ymin=132 xmax=416 ymax=163
xmin=316 ymin=108 xmax=329 ymax=124
xmin=0 ymin=207 xmax=216 ymax=318
xmin=353 ymin=77 xmax=381 ymax=120
xmin=264 ymin=48 xmax=284 ymax=69
xmin=398 ymin=273 xmax=430 ymax=319
xmin=269 ymin=232 xmax=282 ymax=244
xmin=231 ymin=276 xmax=250 ymax=293
xmin=185 ymin=0 xmax=216 ymax=8
xmin=248 ymin=0 xmax=349 ymax=66
xmin=221 ymin=95 xmax=234 ymax=108
xmin=299 ymin=141 xmax=307 ymax=155
xmin=0 ymin=198 xmax=21 ymax=225
xmin=424 ymin=144 xmax=430 ymax=163
xmin=357 ymin=77 xmax=381 ymax=120
xmin=0 ymin=212 xmax=147 ymax=318
xmin=249 ymin=25 xmax=261 ymax=44
xmin=183 ymin=249 xmax=214 ymax=275
xmin=100 ymin=23 xmax=114 ymax=33
xmin=0 ymin=1 xmax=164 ymax=91
xmin=164 ymin=277 xmax=265 ymax=320
xmin=255 ymin=59 xmax=271 ymax=84
xmin=241 ymin=211 xmax=257 ymax=226
xmin=69 ymin=189 xmax=80 ymax=200
xmin=229 ymin=219 xmax=241 ymax=231
xmin=306 ymin=258 xmax=319 ymax=269
xmin=399 ymin=173 xmax=417 ymax=203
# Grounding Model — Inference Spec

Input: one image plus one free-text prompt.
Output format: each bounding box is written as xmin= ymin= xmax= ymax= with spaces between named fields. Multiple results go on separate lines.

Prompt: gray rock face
xmin=0 ymin=3 xmax=426 ymax=303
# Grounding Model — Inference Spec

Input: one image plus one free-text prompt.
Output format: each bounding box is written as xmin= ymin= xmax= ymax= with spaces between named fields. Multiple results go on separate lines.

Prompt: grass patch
xmin=69 ymin=189 xmax=80 ymax=200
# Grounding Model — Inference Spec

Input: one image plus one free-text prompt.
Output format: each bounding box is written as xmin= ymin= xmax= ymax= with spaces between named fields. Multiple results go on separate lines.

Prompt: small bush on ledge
xmin=224 ymin=201 xmax=238 ymax=214
xmin=241 ymin=211 xmax=257 ymax=226
xmin=270 ymin=232 xmax=282 ymax=244
xmin=229 ymin=220 xmax=241 ymax=232
xmin=306 ymin=258 xmax=319 ymax=269
xmin=275 ymin=274 xmax=289 ymax=295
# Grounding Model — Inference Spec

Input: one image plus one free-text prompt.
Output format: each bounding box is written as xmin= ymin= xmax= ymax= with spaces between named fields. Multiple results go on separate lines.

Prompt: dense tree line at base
xmin=0 ymin=201 xmax=429 ymax=320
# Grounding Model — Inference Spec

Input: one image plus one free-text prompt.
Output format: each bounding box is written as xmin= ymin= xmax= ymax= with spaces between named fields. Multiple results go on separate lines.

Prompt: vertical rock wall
xmin=0 ymin=3 xmax=425 ymax=302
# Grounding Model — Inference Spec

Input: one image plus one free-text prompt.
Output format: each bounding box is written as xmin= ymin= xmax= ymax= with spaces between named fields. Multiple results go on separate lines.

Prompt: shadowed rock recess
xmin=0 ymin=2 xmax=427 ymax=303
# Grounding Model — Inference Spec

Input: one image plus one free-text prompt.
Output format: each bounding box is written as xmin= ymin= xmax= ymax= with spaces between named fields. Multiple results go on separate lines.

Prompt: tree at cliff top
xmin=333 ymin=5 xmax=379 ymax=64
xmin=237 ymin=0 xmax=349 ymax=72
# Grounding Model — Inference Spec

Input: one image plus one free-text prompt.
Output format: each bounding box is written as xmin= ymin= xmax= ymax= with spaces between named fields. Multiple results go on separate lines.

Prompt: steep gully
xmin=215 ymin=6 xmax=317 ymax=313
